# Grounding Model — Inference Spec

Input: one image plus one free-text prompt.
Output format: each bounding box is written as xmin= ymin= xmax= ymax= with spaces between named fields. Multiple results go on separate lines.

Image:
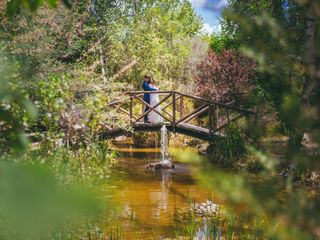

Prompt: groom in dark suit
xmin=142 ymin=74 xmax=157 ymax=123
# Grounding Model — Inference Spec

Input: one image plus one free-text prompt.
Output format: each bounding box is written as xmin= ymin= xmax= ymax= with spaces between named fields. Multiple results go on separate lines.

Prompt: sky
xmin=190 ymin=0 xmax=228 ymax=34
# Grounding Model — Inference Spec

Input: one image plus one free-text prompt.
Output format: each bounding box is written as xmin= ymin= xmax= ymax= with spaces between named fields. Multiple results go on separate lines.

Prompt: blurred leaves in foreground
xmin=0 ymin=43 xmax=37 ymax=152
xmin=0 ymin=161 xmax=103 ymax=240
xmin=173 ymin=149 xmax=320 ymax=239
xmin=222 ymin=0 xmax=320 ymax=166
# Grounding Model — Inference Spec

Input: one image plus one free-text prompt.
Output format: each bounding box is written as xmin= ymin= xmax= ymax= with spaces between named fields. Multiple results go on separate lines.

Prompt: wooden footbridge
xmin=102 ymin=91 xmax=256 ymax=141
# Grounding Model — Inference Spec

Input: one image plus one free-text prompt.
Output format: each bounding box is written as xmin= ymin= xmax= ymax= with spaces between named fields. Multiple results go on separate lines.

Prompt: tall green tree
xmin=222 ymin=0 xmax=319 ymax=164
xmin=87 ymin=0 xmax=202 ymax=89
xmin=0 ymin=0 xmax=202 ymax=142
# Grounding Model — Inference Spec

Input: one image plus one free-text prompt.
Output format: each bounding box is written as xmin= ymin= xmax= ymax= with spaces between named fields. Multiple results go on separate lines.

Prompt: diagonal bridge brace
xmin=176 ymin=103 xmax=209 ymax=125
xmin=132 ymin=93 xmax=173 ymax=123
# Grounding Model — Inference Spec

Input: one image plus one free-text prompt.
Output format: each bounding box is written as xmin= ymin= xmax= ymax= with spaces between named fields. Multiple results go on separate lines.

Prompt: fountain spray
xmin=160 ymin=125 xmax=170 ymax=162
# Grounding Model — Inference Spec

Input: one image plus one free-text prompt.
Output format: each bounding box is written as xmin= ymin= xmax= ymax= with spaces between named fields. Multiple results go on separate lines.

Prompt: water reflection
xmin=111 ymin=144 xmax=214 ymax=239
xmin=151 ymin=171 xmax=172 ymax=216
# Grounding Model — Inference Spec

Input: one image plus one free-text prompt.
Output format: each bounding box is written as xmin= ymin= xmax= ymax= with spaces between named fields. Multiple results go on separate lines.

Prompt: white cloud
xmin=201 ymin=23 xmax=221 ymax=35
xmin=192 ymin=0 xmax=228 ymax=9
xmin=191 ymin=0 xmax=207 ymax=7
xmin=217 ymin=0 xmax=228 ymax=8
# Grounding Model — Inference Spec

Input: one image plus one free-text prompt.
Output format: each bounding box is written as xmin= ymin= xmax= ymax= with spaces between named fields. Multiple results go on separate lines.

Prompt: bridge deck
xmin=101 ymin=122 xmax=222 ymax=141
xmin=102 ymin=91 xmax=256 ymax=141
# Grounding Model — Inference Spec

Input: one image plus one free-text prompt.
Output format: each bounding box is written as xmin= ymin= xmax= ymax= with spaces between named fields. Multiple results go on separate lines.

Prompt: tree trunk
xmin=302 ymin=13 xmax=317 ymax=107
xmin=285 ymin=5 xmax=317 ymax=163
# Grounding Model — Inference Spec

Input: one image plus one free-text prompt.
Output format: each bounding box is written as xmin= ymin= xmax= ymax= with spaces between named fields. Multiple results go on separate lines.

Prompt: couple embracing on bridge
xmin=142 ymin=74 xmax=163 ymax=123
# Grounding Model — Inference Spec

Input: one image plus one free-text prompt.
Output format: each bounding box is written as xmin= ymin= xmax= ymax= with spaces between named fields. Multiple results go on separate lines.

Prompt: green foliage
xmin=34 ymin=74 xmax=73 ymax=131
xmin=208 ymin=124 xmax=247 ymax=166
xmin=0 ymin=0 xmax=203 ymax=147
xmin=209 ymin=33 xmax=236 ymax=53
xmin=0 ymin=141 xmax=118 ymax=239
xmin=220 ymin=0 xmax=320 ymax=170
xmin=174 ymin=149 xmax=320 ymax=239
xmin=5 ymin=0 xmax=72 ymax=16
xmin=2 ymin=0 xmax=319 ymax=239
xmin=222 ymin=1 xmax=308 ymax=131
xmin=0 ymin=44 xmax=37 ymax=152
xmin=83 ymin=0 xmax=202 ymax=88
xmin=85 ymin=92 xmax=110 ymax=132
xmin=172 ymin=2 xmax=320 ymax=238
xmin=23 ymin=142 xmax=118 ymax=188
xmin=132 ymin=132 xmax=161 ymax=148
xmin=0 ymin=160 xmax=104 ymax=240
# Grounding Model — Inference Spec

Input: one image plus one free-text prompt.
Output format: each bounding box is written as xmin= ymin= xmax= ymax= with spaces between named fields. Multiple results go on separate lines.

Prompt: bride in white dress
xmin=149 ymin=81 xmax=163 ymax=123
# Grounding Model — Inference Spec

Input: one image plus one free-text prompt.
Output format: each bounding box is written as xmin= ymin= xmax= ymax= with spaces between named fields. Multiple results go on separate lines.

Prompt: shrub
xmin=194 ymin=49 xmax=256 ymax=106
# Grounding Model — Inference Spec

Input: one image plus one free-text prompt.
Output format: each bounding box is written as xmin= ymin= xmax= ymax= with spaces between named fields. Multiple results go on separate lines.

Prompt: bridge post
xmin=130 ymin=94 xmax=133 ymax=125
xmin=226 ymin=108 xmax=230 ymax=136
xmin=172 ymin=92 xmax=176 ymax=132
xmin=179 ymin=96 xmax=183 ymax=118
xmin=141 ymin=96 xmax=144 ymax=118
xmin=214 ymin=105 xmax=218 ymax=130
xmin=208 ymin=104 xmax=217 ymax=136
xmin=209 ymin=104 xmax=213 ymax=137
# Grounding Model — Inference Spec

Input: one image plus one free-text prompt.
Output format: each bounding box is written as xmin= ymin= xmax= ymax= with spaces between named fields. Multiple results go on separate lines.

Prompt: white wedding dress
xmin=149 ymin=86 xmax=163 ymax=123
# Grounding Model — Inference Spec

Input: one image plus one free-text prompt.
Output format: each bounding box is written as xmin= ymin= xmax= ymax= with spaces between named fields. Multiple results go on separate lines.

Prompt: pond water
xmin=105 ymin=139 xmax=320 ymax=239
xmin=108 ymin=140 xmax=219 ymax=239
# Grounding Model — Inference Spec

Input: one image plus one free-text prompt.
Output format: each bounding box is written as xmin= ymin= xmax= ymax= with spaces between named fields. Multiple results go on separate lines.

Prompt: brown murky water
xmin=104 ymin=139 xmax=320 ymax=239
xmin=108 ymin=142 xmax=217 ymax=239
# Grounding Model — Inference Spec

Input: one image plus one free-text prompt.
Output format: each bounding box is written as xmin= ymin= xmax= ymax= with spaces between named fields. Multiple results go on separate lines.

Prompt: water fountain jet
xmin=146 ymin=125 xmax=175 ymax=170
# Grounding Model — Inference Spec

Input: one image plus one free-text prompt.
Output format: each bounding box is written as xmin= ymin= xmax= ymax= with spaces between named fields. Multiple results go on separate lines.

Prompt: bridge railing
xmin=107 ymin=91 xmax=256 ymax=137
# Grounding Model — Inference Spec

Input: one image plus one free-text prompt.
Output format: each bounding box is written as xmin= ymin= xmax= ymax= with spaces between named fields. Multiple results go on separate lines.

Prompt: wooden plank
xmin=211 ymin=114 xmax=244 ymax=134
xmin=162 ymin=95 xmax=182 ymax=111
xmin=127 ymin=91 xmax=255 ymax=115
xmin=107 ymin=100 xmax=126 ymax=107
xmin=178 ymin=123 xmax=210 ymax=134
xmin=132 ymin=94 xmax=173 ymax=123
xmin=128 ymin=91 xmax=254 ymax=115
xmin=130 ymin=95 xmax=133 ymax=124
xmin=119 ymin=107 xmax=137 ymax=120
xmin=162 ymin=108 xmax=173 ymax=118
xmin=108 ymin=99 xmax=138 ymax=121
xmin=208 ymin=104 xmax=213 ymax=136
xmin=128 ymin=91 xmax=255 ymax=115
xmin=103 ymin=90 xmax=256 ymax=142
xmin=176 ymin=92 xmax=255 ymax=115
xmin=109 ymin=100 xmax=127 ymax=111
xmin=176 ymin=103 xmax=208 ymax=125
xmin=183 ymin=106 xmax=209 ymax=124
xmin=172 ymin=92 xmax=176 ymax=129
xmin=99 ymin=122 xmax=224 ymax=141
xmin=180 ymin=96 xmax=183 ymax=118
xmin=133 ymin=122 xmax=171 ymax=133
xmin=174 ymin=123 xmax=213 ymax=141
xmin=133 ymin=122 xmax=171 ymax=128
xmin=128 ymin=90 xmax=174 ymax=94
xmin=133 ymin=94 xmax=172 ymax=123
xmin=177 ymin=92 xmax=210 ymax=104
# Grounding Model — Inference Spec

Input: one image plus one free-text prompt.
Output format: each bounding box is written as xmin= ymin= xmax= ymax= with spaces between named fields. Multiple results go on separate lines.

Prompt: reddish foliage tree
xmin=194 ymin=49 xmax=256 ymax=105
